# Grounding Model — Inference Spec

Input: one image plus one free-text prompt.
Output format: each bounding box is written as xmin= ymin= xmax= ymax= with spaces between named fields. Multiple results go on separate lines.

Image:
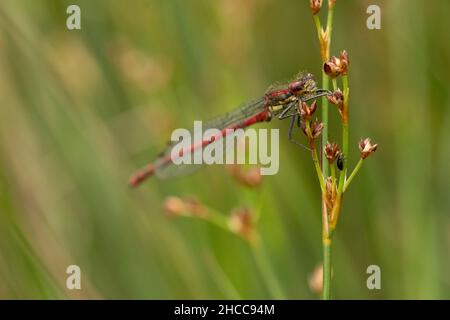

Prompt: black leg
xmin=288 ymin=114 xmax=310 ymax=151
xmin=278 ymin=102 xmax=295 ymax=120
xmin=302 ymin=90 xmax=331 ymax=103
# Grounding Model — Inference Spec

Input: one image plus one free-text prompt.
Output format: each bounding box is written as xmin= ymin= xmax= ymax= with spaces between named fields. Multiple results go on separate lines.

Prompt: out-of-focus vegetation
xmin=0 ymin=0 xmax=449 ymax=299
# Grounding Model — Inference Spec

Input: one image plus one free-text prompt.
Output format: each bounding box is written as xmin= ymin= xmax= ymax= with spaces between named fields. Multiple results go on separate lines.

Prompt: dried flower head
xmin=323 ymin=51 xmax=349 ymax=78
xmin=228 ymin=165 xmax=263 ymax=188
xmin=359 ymin=138 xmax=378 ymax=159
xmin=324 ymin=142 xmax=340 ymax=164
xmin=328 ymin=0 xmax=337 ymax=8
xmin=184 ymin=197 xmax=208 ymax=218
xmin=164 ymin=196 xmax=186 ymax=217
xmin=301 ymin=120 xmax=324 ymax=141
xmin=228 ymin=208 xmax=255 ymax=242
xmin=310 ymin=0 xmax=323 ymax=15
xmin=310 ymin=120 xmax=324 ymax=140
xmin=308 ymin=264 xmax=323 ymax=295
xmin=299 ymin=100 xmax=318 ymax=122
xmin=339 ymin=50 xmax=349 ymax=75
xmin=323 ymin=56 xmax=341 ymax=78
xmin=327 ymin=89 xmax=344 ymax=107
xmin=327 ymin=89 xmax=344 ymax=118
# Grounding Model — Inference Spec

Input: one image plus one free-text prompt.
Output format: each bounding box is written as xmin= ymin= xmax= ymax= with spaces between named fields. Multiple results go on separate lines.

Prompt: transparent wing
xmin=154 ymin=97 xmax=267 ymax=179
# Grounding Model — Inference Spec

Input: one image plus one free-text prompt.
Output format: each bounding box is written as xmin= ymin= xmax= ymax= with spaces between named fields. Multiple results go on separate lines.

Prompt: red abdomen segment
xmin=128 ymin=109 xmax=271 ymax=187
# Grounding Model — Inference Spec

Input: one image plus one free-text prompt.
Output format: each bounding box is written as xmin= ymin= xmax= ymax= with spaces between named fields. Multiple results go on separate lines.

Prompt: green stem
xmin=337 ymin=75 xmax=349 ymax=195
xmin=326 ymin=5 xmax=334 ymax=46
xmin=322 ymin=239 xmax=332 ymax=299
xmin=313 ymin=15 xmax=322 ymax=39
xmin=252 ymin=242 xmax=287 ymax=299
xmin=321 ymin=74 xmax=329 ymax=178
xmin=320 ymin=2 xmax=335 ymax=301
xmin=344 ymin=158 xmax=364 ymax=193
xmin=312 ymin=145 xmax=326 ymax=194
xmin=181 ymin=206 xmax=286 ymax=299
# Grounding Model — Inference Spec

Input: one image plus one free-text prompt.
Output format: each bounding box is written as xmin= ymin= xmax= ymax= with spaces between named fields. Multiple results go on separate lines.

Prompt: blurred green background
xmin=0 ymin=0 xmax=449 ymax=299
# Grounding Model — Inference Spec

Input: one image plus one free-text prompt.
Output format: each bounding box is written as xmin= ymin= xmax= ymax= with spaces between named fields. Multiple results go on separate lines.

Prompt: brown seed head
xmin=324 ymin=142 xmax=340 ymax=164
xmin=324 ymin=51 xmax=349 ymax=78
xmin=308 ymin=264 xmax=324 ymax=295
xmin=301 ymin=120 xmax=324 ymax=141
xmin=310 ymin=0 xmax=323 ymax=15
xmin=184 ymin=197 xmax=208 ymax=218
xmin=228 ymin=208 xmax=255 ymax=242
xmin=328 ymin=0 xmax=337 ymax=8
xmin=323 ymin=56 xmax=341 ymax=78
xmin=359 ymin=138 xmax=378 ymax=159
xmin=327 ymin=89 xmax=344 ymax=107
xmin=339 ymin=50 xmax=349 ymax=75
xmin=164 ymin=196 xmax=186 ymax=217
xmin=299 ymin=100 xmax=318 ymax=122
xmin=310 ymin=120 xmax=324 ymax=140
xmin=228 ymin=165 xmax=263 ymax=188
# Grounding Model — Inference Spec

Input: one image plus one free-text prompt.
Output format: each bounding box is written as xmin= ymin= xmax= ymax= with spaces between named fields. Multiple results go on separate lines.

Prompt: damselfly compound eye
xmin=288 ymin=81 xmax=303 ymax=93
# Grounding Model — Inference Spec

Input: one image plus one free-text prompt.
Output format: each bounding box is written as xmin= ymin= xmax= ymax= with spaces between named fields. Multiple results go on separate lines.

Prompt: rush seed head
xmin=301 ymin=119 xmax=324 ymax=141
xmin=310 ymin=0 xmax=323 ymax=15
xmin=324 ymin=142 xmax=340 ymax=164
xmin=327 ymin=89 xmax=345 ymax=119
xmin=299 ymin=100 xmax=318 ymax=122
xmin=164 ymin=196 xmax=186 ymax=216
xmin=359 ymin=138 xmax=378 ymax=159
xmin=323 ymin=51 xmax=349 ymax=78
xmin=228 ymin=208 xmax=255 ymax=242
xmin=228 ymin=165 xmax=263 ymax=188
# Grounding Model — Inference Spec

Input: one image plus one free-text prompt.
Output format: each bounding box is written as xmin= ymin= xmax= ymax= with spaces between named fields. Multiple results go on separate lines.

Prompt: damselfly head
xmin=288 ymin=73 xmax=317 ymax=96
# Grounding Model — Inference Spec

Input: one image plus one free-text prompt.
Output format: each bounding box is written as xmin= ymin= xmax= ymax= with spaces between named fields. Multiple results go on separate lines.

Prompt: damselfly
xmin=129 ymin=73 xmax=330 ymax=187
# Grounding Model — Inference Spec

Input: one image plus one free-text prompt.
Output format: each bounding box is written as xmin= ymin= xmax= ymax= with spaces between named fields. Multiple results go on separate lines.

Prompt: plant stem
xmin=337 ymin=75 xmax=349 ymax=195
xmin=311 ymin=144 xmax=326 ymax=194
xmin=330 ymin=164 xmax=336 ymax=187
xmin=322 ymin=238 xmax=332 ymax=299
xmin=180 ymin=205 xmax=286 ymax=299
xmin=320 ymin=2 xmax=334 ymax=301
xmin=344 ymin=158 xmax=363 ymax=193
xmin=251 ymin=241 xmax=287 ymax=299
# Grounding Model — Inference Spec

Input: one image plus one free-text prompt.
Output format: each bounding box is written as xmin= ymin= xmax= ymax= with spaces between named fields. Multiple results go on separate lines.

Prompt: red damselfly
xmin=129 ymin=73 xmax=330 ymax=187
